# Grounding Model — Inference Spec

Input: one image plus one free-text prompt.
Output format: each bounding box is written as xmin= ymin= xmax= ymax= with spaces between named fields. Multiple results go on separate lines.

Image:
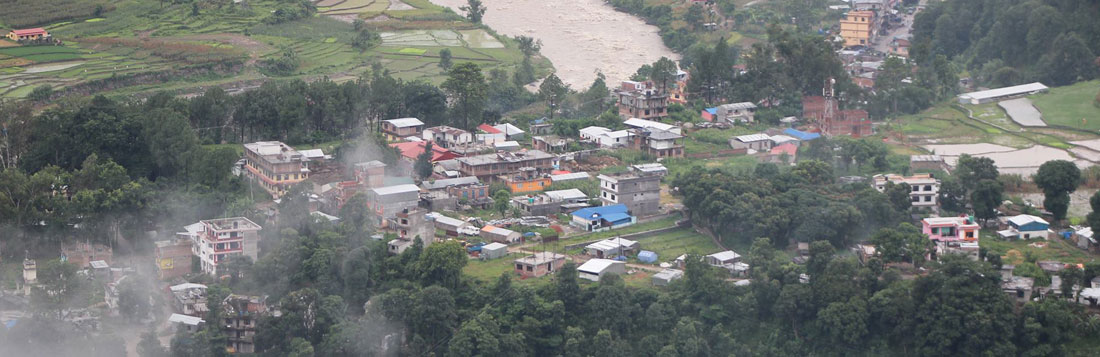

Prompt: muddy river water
xmin=429 ymin=0 xmax=679 ymax=88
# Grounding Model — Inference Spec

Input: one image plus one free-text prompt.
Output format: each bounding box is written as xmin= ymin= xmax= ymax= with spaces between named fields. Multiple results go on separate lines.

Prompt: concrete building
xmin=872 ymin=173 xmax=940 ymax=208
xmin=381 ymin=118 xmax=425 ymax=141
xmin=639 ymin=129 xmax=685 ymax=158
xmin=390 ymin=208 xmax=435 ymax=243
xmin=420 ymin=176 xmax=489 ymax=205
xmin=616 ymin=82 xmax=668 ymax=120
xmin=170 ymin=283 xmax=209 ymax=317
xmin=532 ymin=135 xmax=570 ymax=153
xmin=584 ymin=237 xmax=640 ymax=258
xmin=155 ymin=238 xmax=193 ymax=280
xmin=512 ymin=188 xmax=590 ymax=216
xmin=577 ymin=259 xmax=627 ymax=282
xmin=840 ymin=10 xmax=875 ymax=47
xmin=243 ymin=141 xmax=310 ymax=198
xmin=910 ymin=155 xmax=948 ymax=172
xmin=186 ymin=217 xmax=262 ymax=276
xmin=597 ymin=163 xmax=666 ymax=216
xmin=367 ymin=184 xmax=421 ymax=223
xmin=514 ymin=252 xmax=567 ymax=278
xmin=223 ymin=294 xmax=268 ymax=354
xmin=422 ymin=125 xmax=473 ymax=148
xmin=502 ymin=169 xmax=552 ymax=194
xmin=922 ymin=216 xmax=980 ymax=243
xmin=456 ymin=150 xmax=555 ymax=181
xmin=716 ymin=102 xmax=757 ymax=123
xmin=957 ymin=83 xmax=1048 ymax=105
xmin=353 ymin=160 xmax=387 ymax=188
xmin=60 ymin=242 xmax=113 ymax=269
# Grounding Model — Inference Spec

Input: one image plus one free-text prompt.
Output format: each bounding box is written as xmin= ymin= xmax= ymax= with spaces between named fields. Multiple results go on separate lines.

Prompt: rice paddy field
xmin=0 ymin=0 xmax=547 ymax=98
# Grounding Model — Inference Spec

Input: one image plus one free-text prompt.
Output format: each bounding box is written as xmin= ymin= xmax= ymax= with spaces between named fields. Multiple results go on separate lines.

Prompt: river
xmin=428 ymin=0 xmax=679 ymax=89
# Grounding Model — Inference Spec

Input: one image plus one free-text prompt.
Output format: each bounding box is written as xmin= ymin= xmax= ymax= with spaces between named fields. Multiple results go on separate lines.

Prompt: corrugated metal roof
xmin=384 ymin=117 xmax=424 ymax=127
xmin=371 ymin=184 xmax=420 ymax=196
xmin=958 ymin=82 xmax=1048 ymax=101
xmin=736 ymin=133 xmax=771 ymax=142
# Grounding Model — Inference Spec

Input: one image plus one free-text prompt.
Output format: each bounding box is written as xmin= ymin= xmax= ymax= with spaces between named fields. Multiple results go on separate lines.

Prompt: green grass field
xmin=632 ymin=227 xmax=721 ymax=263
xmin=980 ymin=232 xmax=1096 ymax=264
xmin=1032 ymin=80 xmax=1100 ymax=131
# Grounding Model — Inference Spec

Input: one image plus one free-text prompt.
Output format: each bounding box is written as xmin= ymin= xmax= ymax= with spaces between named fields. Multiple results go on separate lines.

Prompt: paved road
xmin=870 ymin=0 xmax=927 ymax=54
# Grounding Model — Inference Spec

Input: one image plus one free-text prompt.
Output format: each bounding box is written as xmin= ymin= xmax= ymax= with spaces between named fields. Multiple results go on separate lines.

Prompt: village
xmin=4 ymin=0 xmax=1100 ymax=354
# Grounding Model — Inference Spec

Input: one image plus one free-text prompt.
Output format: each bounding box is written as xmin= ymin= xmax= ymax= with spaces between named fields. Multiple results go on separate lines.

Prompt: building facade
xmin=514 ymin=252 xmax=567 ymax=278
xmin=922 ymin=216 xmax=980 ymax=243
xmin=456 ymin=150 xmax=555 ymax=181
xmin=188 ymin=217 xmax=263 ymax=276
xmin=243 ymin=141 xmax=309 ymax=198
xmin=616 ymin=82 xmax=669 ymax=120
xmin=872 ymin=173 xmax=940 ymax=208
xmin=840 ymin=10 xmax=875 ymax=47
xmin=381 ymin=118 xmax=425 ymax=141
xmin=598 ymin=164 xmax=665 ymax=217
xmin=223 ymin=295 xmax=268 ymax=354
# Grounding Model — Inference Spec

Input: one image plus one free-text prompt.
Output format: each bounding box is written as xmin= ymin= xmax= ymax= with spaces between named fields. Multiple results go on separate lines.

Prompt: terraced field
xmin=0 ymin=0 xmax=546 ymax=97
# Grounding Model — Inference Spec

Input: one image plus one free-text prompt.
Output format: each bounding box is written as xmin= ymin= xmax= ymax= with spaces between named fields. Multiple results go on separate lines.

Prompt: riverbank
xmin=428 ymin=0 xmax=678 ymax=88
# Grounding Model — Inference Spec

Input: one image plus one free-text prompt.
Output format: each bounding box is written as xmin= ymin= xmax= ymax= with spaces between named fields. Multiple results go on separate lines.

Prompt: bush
xmin=28 ymin=84 xmax=53 ymax=101
xmin=262 ymin=49 xmax=300 ymax=76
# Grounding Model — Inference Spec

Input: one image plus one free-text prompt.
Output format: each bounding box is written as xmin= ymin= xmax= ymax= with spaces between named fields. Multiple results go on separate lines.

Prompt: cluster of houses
xmin=167 ymin=283 xmax=269 ymax=353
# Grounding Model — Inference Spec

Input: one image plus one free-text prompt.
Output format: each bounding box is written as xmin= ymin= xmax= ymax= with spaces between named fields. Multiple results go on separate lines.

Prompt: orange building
xmin=505 ymin=175 xmax=551 ymax=193
xmin=840 ymin=11 xmax=875 ymax=47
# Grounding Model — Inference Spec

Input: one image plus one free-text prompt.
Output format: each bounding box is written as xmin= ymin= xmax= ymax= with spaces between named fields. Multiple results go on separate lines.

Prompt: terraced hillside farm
xmin=0 ymin=0 xmax=547 ymax=98
xmin=885 ymin=85 xmax=1100 ymax=177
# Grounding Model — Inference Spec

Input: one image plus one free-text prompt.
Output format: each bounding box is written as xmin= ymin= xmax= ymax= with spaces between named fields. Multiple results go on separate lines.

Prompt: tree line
xmin=913 ymin=0 xmax=1100 ymax=87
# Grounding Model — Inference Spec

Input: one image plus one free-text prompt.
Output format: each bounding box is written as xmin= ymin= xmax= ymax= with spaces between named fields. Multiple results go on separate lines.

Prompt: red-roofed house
xmin=476 ymin=123 xmax=506 ymax=144
xmin=390 ymin=141 xmax=459 ymax=162
xmin=770 ymin=143 xmax=798 ymax=157
xmin=7 ymin=28 xmax=50 ymax=41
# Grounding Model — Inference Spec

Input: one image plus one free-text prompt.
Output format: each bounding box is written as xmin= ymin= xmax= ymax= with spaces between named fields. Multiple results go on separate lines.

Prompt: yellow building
xmin=840 ymin=11 xmax=875 ymax=47
xmin=6 ymin=28 xmax=49 ymax=41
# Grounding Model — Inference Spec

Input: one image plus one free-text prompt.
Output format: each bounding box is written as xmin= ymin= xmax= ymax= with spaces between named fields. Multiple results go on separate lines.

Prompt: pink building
xmin=922 ymin=216 xmax=980 ymax=243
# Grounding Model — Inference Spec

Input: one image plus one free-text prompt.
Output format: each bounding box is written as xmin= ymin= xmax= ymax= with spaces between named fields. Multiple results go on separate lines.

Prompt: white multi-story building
xmin=183 ymin=217 xmax=262 ymax=276
xmin=872 ymin=173 xmax=940 ymax=208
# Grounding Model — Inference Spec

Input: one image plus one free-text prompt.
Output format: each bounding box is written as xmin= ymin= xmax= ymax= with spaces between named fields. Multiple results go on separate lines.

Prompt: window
xmin=924 ymin=196 xmax=932 ymax=202
xmin=911 ymin=196 xmax=919 ymax=202
xmin=925 ymin=185 xmax=932 ymax=191
xmin=516 ymin=264 xmax=523 ymax=270
xmin=526 ymin=265 xmax=533 ymax=272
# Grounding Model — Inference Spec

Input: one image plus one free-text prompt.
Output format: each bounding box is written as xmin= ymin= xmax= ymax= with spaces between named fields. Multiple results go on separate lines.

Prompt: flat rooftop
xmin=202 ymin=217 xmax=261 ymax=231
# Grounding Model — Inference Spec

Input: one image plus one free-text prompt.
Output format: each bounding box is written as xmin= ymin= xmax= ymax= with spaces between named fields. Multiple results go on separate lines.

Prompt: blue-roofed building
xmin=783 ymin=128 xmax=821 ymax=141
xmin=701 ymin=107 xmax=718 ymax=122
xmin=571 ymin=204 xmax=636 ymax=232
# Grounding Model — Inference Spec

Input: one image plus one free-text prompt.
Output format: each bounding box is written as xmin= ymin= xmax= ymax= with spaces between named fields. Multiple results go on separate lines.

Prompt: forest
xmin=912 ymin=0 xmax=1100 ymax=87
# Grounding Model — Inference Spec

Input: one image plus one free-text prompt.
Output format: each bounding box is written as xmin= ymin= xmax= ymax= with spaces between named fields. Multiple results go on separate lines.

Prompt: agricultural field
xmin=0 ymin=0 xmax=114 ymax=28
xmin=631 ymin=227 xmax=721 ymax=263
xmin=1031 ymin=80 xmax=1100 ymax=131
xmin=0 ymin=0 xmax=544 ymax=98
